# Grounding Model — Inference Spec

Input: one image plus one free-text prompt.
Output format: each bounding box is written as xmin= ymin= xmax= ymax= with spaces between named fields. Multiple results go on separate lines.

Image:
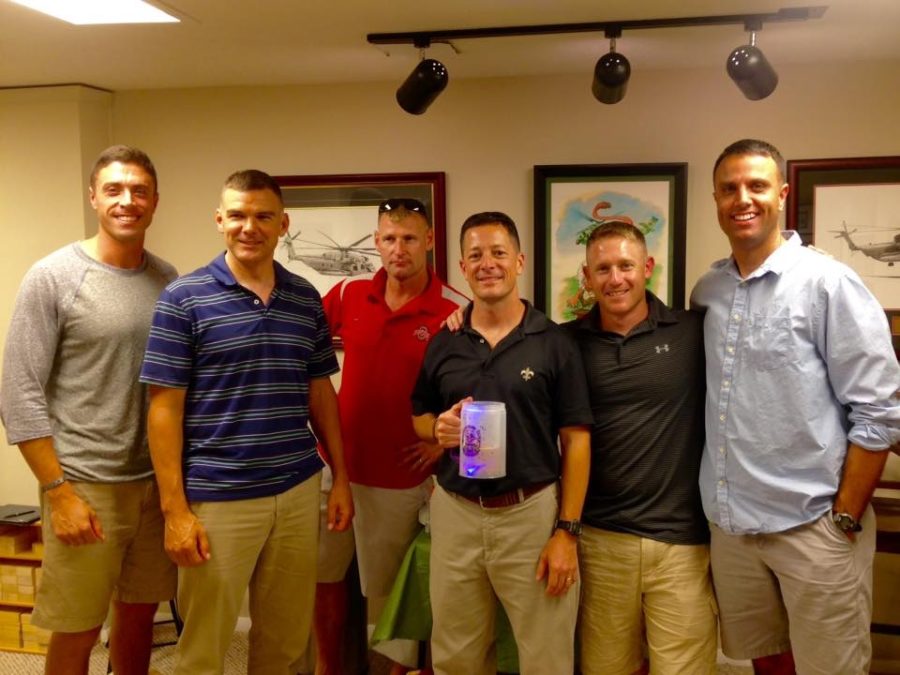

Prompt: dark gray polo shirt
xmin=567 ymin=292 xmax=709 ymax=545
xmin=412 ymin=301 xmax=593 ymax=499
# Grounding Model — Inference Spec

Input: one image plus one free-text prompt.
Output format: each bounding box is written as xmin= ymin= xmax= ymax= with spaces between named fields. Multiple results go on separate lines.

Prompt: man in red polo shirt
xmin=318 ymin=198 xmax=466 ymax=674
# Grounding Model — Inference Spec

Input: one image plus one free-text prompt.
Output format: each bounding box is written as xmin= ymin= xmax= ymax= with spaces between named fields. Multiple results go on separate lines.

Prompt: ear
xmin=644 ymin=256 xmax=655 ymax=280
xmin=89 ymin=186 xmax=98 ymax=210
xmin=515 ymin=251 xmax=525 ymax=275
xmin=778 ymin=182 xmax=790 ymax=212
xmin=425 ymin=226 xmax=435 ymax=252
xmin=280 ymin=212 xmax=290 ymax=236
xmin=215 ymin=208 xmax=225 ymax=234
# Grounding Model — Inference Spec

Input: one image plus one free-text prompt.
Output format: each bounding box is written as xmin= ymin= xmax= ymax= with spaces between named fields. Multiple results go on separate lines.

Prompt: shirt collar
xmin=368 ymin=266 xmax=446 ymax=315
xmin=209 ymin=252 xmax=290 ymax=288
xmin=575 ymin=291 xmax=677 ymax=337
xmin=461 ymin=299 xmax=547 ymax=336
xmin=712 ymin=230 xmax=802 ymax=281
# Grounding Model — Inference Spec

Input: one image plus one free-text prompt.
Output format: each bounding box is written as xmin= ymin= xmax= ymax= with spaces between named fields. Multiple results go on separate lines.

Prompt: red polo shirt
xmin=323 ymin=268 xmax=467 ymax=488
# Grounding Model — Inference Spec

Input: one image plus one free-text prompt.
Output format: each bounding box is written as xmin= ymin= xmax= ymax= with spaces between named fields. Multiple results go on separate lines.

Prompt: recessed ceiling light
xmin=11 ymin=0 xmax=179 ymax=25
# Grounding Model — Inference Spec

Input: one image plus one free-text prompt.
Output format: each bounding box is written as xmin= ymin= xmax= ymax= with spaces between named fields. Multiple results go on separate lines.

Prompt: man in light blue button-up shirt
xmin=691 ymin=139 xmax=900 ymax=675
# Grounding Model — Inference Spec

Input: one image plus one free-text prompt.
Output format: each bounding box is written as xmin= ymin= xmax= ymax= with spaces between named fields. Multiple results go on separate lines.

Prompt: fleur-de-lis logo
xmin=521 ymin=366 xmax=535 ymax=381
xmin=655 ymin=344 xmax=670 ymax=354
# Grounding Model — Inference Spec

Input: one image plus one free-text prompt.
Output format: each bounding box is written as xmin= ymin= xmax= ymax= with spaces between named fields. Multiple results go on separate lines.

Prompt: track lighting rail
xmin=367 ymin=6 xmax=827 ymax=46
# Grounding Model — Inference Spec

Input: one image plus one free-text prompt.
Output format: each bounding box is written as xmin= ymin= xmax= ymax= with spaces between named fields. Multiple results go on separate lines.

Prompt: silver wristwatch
xmin=831 ymin=511 xmax=862 ymax=533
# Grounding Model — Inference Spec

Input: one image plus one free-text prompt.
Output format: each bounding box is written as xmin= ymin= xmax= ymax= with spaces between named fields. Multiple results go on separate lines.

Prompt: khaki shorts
xmin=316 ymin=479 xmax=355 ymax=583
xmin=33 ymin=479 xmax=176 ymax=633
xmin=578 ymin=527 xmax=717 ymax=675
xmin=350 ymin=479 xmax=431 ymax=598
xmin=711 ymin=506 xmax=876 ymax=673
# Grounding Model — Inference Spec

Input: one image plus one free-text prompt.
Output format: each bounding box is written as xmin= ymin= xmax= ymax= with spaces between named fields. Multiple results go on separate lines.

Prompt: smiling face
xmin=583 ymin=234 xmax=653 ymax=333
xmin=375 ymin=211 xmax=433 ymax=283
xmin=713 ymin=153 xmax=789 ymax=258
xmin=216 ymin=187 xmax=288 ymax=271
xmin=89 ymin=161 xmax=158 ymax=245
xmin=459 ymin=223 xmax=524 ymax=304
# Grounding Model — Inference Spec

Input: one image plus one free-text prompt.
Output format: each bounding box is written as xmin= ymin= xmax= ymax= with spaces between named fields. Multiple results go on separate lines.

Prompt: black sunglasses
xmin=378 ymin=198 xmax=428 ymax=218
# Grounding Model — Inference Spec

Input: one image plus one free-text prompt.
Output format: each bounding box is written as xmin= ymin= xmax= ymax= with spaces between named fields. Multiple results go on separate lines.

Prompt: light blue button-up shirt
xmin=691 ymin=232 xmax=900 ymax=534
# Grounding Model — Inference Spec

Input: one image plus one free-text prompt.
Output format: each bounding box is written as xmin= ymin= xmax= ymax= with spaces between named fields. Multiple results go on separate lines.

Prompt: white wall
xmin=107 ymin=60 xmax=900 ymax=299
xmin=3 ymin=60 xmax=900 ymax=495
xmin=1 ymin=57 xmax=899 ymax=654
xmin=0 ymin=85 xmax=111 ymax=503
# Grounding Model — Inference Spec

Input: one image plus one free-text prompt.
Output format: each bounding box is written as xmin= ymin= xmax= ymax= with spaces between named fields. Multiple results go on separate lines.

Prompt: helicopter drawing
xmin=280 ymin=228 xmax=378 ymax=276
xmin=831 ymin=221 xmax=900 ymax=266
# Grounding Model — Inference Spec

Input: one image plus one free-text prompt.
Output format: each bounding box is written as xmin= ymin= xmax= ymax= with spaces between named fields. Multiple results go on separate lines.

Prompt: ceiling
xmin=1 ymin=0 xmax=898 ymax=92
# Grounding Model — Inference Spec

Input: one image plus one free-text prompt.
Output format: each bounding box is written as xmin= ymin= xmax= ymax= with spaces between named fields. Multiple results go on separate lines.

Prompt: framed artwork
xmin=272 ymin=172 xmax=448 ymax=300
xmin=533 ymin=163 xmax=687 ymax=322
xmin=886 ymin=309 xmax=900 ymax=360
xmin=786 ymin=156 xmax=900 ymax=310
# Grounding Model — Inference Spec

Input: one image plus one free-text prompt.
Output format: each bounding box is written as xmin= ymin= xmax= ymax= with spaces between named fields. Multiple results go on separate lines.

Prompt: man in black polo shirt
xmin=568 ymin=221 xmax=715 ymax=674
xmin=411 ymin=211 xmax=592 ymax=675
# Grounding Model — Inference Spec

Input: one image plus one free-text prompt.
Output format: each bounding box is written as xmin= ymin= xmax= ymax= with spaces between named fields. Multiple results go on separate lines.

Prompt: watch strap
xmin=40 ymin=476 xmax=68 ymax=493
xmin=554 ymin=518 xmax=583 ymax=536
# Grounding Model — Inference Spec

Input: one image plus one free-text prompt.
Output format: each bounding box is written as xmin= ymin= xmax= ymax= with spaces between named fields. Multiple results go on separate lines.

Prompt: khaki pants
xmin=174 ymin=474 xmax=321 ymax=675
xmin=578 ymin=527 xmax=717 ymax=675
xmin=429 ymin=482 xmax=577 ymax=675
xmin=711 ymin=506 xmax=875 ymax=674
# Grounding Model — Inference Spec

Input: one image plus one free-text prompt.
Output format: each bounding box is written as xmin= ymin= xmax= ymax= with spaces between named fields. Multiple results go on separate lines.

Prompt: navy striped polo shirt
xmin=140 ymin=253 xmax=337 ymax=502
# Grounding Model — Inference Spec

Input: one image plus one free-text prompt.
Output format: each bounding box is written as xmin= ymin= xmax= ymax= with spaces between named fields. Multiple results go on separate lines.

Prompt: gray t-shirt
xmin=0 ymin=243 xmax=177 ymax=481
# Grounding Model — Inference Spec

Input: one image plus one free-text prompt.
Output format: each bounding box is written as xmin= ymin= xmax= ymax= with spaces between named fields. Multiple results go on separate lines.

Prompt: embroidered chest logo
xmin=655 ymin=344 xmax=670 ymax=354
xmin=520 ymin=366 xmax=535 ymax=381
xmin=413 ymin=325 xmax=431 ymax=341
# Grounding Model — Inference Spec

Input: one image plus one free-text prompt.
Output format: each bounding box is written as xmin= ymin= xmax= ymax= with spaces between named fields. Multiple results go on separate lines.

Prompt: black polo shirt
xmin=412 ymin=301 xmax=593 ymax=499
xmin=566 ymin=292 xmax=709 ymax=545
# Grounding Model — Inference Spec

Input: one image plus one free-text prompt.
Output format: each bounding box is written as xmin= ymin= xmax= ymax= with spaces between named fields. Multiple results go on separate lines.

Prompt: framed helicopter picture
xmin=786 ymin=156 xmax=900 ymax=310
xmin=272 ymin=171 xmax=447 ymax=304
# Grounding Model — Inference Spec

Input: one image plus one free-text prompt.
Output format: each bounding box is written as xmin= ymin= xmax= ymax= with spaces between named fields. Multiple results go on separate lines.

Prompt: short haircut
xmin=459 ymin=211 xmax=521 ymax=252
xmin=223 ymin=169 xmax=284 ymax=205
xmin=713 ymin=138 xmax=786 ymax=184
xmin=90 ymin=145 xmax=158 ymax=192
xmin=585 ymin=220 xmax=647 ymax=256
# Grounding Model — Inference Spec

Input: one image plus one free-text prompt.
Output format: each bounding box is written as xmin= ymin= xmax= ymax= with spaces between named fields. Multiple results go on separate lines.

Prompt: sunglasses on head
xmin=378 ymin=198 xmax=428 ymax=218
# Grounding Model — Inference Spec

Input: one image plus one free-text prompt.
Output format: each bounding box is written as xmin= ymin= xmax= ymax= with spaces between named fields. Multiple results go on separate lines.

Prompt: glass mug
xmin=459 ymin=401 xmax=507 ymax=479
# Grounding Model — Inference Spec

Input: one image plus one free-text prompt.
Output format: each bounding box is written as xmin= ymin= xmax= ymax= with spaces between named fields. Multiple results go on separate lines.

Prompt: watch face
xmin=832 ymin=512 xmax=861 ymax=532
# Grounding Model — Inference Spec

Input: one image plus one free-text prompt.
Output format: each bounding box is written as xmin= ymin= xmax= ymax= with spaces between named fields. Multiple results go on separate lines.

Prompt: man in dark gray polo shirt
xmin=411 ymin=211 xmax=592 ymax=675
xmin=568 ymin=221 xmax=715 ymax=675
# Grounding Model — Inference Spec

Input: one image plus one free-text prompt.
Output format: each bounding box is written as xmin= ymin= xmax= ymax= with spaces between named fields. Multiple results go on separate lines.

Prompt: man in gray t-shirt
xmin=0 ymin=145 xmax=177 ymax=675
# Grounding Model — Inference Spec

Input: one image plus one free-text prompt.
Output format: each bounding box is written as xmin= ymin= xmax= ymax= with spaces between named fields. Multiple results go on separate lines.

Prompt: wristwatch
xmin=831 ymin=511 xmax=862 ymax=533
xmin=554 ymin=519 xmax=583 ymax=536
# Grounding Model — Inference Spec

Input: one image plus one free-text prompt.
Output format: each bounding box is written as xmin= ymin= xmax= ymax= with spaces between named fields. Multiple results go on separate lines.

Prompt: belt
xmin=456 ymin=481 xmax=554 ymax=509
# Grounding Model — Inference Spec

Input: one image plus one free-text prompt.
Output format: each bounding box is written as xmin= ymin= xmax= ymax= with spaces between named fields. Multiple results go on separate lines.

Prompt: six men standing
xmin=1 ymin=139 xmax=898 ymax=674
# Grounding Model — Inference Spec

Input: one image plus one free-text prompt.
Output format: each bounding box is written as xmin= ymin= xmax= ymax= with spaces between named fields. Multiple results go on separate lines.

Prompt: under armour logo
xmin=655 ymin=344 xmax=670 ymax=354
xmin=413 ymin=326 xmax=431 ymax=341
xmin=521 ymin=366 xmax=535 ymax=381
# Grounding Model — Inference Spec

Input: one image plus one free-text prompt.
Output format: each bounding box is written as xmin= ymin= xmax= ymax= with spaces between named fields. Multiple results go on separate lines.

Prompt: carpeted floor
xmin=0 ymin=624 xmax=753 ymax=674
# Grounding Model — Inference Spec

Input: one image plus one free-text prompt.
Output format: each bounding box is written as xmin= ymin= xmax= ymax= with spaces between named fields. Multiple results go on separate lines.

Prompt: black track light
xmin=592 ymin=37 xmax=630 ymax=104
xmin=727 ymin=30 xmax=779 ymax=100
xmin=396 ymin=57 xmax=449 ymax=115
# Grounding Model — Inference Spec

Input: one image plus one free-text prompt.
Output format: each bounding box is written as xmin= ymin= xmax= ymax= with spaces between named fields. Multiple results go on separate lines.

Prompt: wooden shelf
xmin=0 ymin=519 xmax=42 ymax=654
xmin=0 ymin=551 xmax=41 ymax=564
xmin=0 ymin=643 xmax=47 ymax=655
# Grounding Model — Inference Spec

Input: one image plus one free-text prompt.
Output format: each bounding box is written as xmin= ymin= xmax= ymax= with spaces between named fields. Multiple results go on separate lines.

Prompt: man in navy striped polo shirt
xmin=140 ymin=170 xmax=353 ymax=675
